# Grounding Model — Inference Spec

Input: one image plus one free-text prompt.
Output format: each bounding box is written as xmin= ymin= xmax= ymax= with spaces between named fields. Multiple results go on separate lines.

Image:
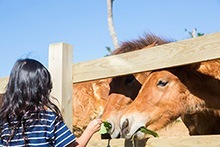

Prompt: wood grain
xmin=73 ymin=32 xmax=220 ymax=83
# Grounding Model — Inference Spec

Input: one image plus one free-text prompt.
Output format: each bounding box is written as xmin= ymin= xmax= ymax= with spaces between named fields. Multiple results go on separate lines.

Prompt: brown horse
xmin=72 ymin=34 xmax=165 ymax=137
xmin=72 ymin=78 xmax=111 ymax=137
xmin=101 ymin=34 xmax=173 ymax=138
xmin=102 ymin=72 xmax=151 ymax=138
xmin=119 ymin=59 xmax=220 ymax=140
xmin=72 ymin=33 xmax=172 ymax=138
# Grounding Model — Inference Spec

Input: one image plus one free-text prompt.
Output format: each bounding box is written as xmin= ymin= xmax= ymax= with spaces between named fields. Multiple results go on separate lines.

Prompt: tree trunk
xmin=107 ymin=0 xmax=119 ymax=49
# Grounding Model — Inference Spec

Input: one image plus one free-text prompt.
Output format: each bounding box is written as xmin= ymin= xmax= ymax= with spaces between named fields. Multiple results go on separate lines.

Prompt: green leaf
xmin=99 ymin=123 xmax=108 ymax=134
xmin=139 ymin=126 xmax=159 ymax=137
xmin=99 ymin=121 xmax=112 ymax=134
xmin=197 ymin=33 xmax=204 ymax=36
xmin=130 ymin=126 xmax=159 ymax=141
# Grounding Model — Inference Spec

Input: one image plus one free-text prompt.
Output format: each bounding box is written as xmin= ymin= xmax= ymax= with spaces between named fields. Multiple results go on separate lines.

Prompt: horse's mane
xmin=111 ymin=33 xmax=174 ymax=55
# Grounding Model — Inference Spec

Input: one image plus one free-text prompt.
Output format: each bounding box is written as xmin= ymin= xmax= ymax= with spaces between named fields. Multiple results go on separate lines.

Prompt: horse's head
xmin=101 ymin=34 xmax=172 ymax=138
xmin=101 ymin=72 xmax=150 ymax=138
xmin=119 ymin=70 xmax=189 ymax=140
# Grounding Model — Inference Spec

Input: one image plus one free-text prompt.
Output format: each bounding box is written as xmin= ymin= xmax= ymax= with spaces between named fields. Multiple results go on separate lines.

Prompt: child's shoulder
xmin=39 ymin=110 xmax=58 ymax=120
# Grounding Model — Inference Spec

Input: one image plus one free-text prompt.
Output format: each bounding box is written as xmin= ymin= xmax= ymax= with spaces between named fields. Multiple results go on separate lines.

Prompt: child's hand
xmin=87 ymin=119 xmax=103 ymax=133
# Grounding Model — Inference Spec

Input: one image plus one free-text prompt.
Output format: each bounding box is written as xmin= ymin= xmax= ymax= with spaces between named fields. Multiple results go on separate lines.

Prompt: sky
xmin=0 ymin=0 xmax=220 ymax=78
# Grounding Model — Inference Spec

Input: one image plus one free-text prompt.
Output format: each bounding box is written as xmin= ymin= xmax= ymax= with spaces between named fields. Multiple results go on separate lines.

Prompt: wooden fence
xmin=0 ymin=32 xmax=220 ymax=146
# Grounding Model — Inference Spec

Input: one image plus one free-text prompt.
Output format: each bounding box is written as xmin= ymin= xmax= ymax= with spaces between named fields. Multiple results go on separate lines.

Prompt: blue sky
xmin=0 ymin=0 xmax=220 ymax=77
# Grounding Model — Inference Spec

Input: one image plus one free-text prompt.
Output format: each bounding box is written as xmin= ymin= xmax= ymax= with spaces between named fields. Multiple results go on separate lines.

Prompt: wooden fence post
xmin=48 ymin=42 xmax=73 ymax=131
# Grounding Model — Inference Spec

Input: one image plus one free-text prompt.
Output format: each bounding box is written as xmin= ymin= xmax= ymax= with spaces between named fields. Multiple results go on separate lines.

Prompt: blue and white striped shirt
xmin=0 ymin=110 xmax=76 ymax=147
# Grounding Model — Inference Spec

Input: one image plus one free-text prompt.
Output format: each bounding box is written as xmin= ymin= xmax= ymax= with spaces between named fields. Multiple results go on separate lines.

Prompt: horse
xmin=72 ymin=33 xmax=172 ymax=138
xmin=72 ymin=78 xmax=111 ymax=137
xmin=119 ymin=59 xmax=220 ymax=140
xmin=101 ymin=34 xmax=175 ymax=139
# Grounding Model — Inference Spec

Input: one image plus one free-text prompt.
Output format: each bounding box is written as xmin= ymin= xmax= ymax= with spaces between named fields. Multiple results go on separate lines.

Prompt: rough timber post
xmin=48 ymin=43 xmax=73 ymax=131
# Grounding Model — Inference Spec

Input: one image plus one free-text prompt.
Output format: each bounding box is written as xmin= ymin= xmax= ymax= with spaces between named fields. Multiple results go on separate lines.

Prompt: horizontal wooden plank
xmin=146 ymin=135 xmax=220 ymax=147
xmin=73 ymin=32 xmax=220 ymax=83
xmin=88 ymin=135 xmax=220 ymax=147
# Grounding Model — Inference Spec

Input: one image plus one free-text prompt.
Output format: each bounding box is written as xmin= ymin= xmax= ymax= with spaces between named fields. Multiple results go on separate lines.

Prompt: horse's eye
xmin=124 ymin=75 xmax=135 ymax=85
xmin=157 ymin=80 xmax=168 ymax=87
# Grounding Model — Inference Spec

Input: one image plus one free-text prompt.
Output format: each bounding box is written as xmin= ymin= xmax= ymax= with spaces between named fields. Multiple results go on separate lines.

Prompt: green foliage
xmin=131 ymin=126 xmax=159 ymax=141
xmin=197 ymin=32 xmax=205 ymax=36
xmin=105 ymin=46 xmax=112 ymax=57
xmin=185 ymin=28 xmax=204 ymax=38
xmin=139 ymin=126 xmax=159 ymax=137
xmin=99 ymin=121 xmax=112 ymax=134
xmin=106 ymin=46 xmax=112 ymax=53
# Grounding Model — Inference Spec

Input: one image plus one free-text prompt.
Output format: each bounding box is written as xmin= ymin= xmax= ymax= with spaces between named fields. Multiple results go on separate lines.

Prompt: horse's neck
xmin=177 ymin=65 xmax=220 ymax=110
xmin=197 ymin=59 xmax=220 ymax=80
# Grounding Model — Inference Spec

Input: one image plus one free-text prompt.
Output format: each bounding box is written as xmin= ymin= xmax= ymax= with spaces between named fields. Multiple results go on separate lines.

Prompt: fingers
xmin=88 ymin=119 xmax=103 ymax=132
xmin=95 ymin=118 xmax=102 ymax=127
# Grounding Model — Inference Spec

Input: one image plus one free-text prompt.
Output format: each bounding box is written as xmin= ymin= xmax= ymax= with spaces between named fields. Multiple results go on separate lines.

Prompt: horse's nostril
xmin=122 ymin=118 xmax=129 ymax=129
xmin=121 ymin=119 xmax=129 ymax=137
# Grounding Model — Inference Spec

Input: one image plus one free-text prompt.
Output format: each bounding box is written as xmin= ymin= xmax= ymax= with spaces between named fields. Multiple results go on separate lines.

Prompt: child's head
xmin=0 ymin=58 xmax=63 ymax=143
xmin=9 ymin=58 xmax=52 ymax=98
xmin=7 ymin=58 xmax=52 ymax=111
xmin=1 ymin=58 xmax=60 ymax=120
xmin=10 ymin=58 xmax=52 ymax=93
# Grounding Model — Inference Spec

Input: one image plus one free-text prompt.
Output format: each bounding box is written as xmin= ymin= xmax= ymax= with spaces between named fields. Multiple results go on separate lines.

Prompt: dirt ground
xmin=87 ymin=118 xmax=189 ymax=147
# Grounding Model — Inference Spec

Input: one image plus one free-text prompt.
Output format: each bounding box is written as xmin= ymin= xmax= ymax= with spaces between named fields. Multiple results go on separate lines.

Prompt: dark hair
xmin=0 ymin=58 xmax=62 ymax=143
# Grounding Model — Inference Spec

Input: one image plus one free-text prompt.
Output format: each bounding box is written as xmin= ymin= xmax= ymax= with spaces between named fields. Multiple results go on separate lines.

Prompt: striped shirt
xmin=0 ymin=111 xmax=76 ymax=147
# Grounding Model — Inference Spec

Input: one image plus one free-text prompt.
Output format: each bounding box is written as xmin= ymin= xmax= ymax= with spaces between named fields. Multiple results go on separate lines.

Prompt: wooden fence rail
xmin=73 ymin=32 xmax=220 ymax=83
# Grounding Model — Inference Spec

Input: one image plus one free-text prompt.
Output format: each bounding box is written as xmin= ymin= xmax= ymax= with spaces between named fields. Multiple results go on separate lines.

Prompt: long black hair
xmin=0 ymin=58 xmax=62 ymax=143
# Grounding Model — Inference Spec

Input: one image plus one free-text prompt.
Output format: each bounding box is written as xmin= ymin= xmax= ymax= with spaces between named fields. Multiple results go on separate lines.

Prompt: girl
xmin=0 ymin=58 xmax=102 ymax=146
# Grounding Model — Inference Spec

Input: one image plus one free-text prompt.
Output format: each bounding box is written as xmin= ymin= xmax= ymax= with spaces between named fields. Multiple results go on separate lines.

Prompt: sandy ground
xmin=87 ymin=119 xmax=189 ymax=147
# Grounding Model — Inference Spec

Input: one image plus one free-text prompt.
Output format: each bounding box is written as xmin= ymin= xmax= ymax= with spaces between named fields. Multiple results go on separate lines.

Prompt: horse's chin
xmin=123 ymin=127 xmax=146 ymax=140
xmin=110 ymin=130 xmax=121 ymax=139
xmin=126 ymin=125 xmax=158 ymax=140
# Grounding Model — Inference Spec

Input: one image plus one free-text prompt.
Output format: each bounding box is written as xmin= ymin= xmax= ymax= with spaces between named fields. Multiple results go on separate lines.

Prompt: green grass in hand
xmin=99 ymin=121 xmax=112 ymax=134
